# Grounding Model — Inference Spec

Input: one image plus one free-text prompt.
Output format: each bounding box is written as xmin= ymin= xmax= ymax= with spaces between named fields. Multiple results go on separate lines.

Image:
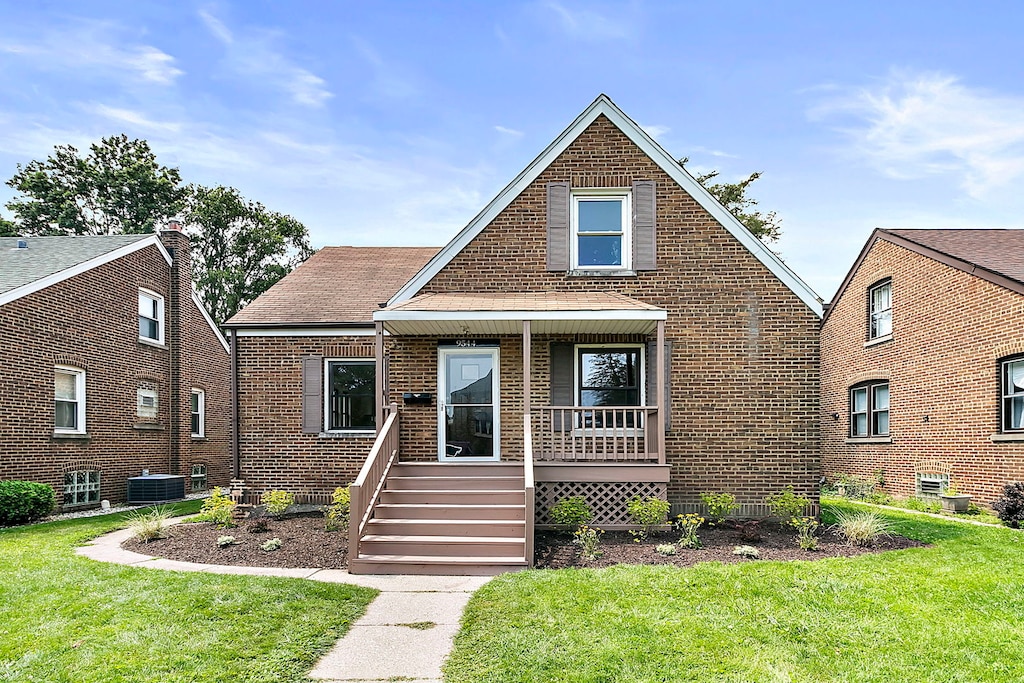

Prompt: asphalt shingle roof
xmin=883 ymin=229 xmax=1024 ymax=285
xmin=0 ymin=235 xmax=152 ymax=296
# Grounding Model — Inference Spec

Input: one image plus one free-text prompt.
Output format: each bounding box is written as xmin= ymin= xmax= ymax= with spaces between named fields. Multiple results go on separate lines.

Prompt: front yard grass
xmin=0 ymin=501 xmax=376 ymax=683
xmin=445 ymin=501 xmax=1024 ymax=683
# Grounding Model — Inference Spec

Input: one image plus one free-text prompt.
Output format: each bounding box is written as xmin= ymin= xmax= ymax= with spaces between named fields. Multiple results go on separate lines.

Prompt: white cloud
xmin=541 ymin=1 xmax=631 ymax=41
xmin=641 ymin=124 xmax=670 ymax=140
xmin=85 ymin=104 xmax=182 ymax=133
xmin=351 ymin=37 xmax=420 ymax=100
xmin=198 ymin=9 xmax=332 ymax=107
xmin=810 ymin=70 xmax=1024 ymax=198
xmin=494 ymin=125 xmax=524 ymax=137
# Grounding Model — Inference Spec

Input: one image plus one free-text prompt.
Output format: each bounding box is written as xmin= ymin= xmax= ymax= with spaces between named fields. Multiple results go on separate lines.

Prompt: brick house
xmin=822 ymin=228 xmax=1024 ymax=506
xmin=225 ymin=95 xmax=822 ymax=573
xmin=0 ymin=226 xmax=231 ymax=509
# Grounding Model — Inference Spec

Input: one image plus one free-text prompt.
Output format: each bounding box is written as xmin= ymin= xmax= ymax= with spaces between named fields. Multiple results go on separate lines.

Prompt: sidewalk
xmin=77 ymin=527 xmax=491 ymax=682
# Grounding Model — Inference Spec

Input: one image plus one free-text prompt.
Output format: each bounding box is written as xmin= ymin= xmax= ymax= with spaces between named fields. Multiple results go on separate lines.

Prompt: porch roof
xmin=373 ymin=291 xmax=666 ymax=335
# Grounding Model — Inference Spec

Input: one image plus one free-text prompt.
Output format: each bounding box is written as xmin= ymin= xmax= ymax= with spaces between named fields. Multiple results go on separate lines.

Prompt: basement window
xmin=64 ymin=470 xmax=100 ymax=506
xmin=191 ymin=464 xmax=207 ymax=491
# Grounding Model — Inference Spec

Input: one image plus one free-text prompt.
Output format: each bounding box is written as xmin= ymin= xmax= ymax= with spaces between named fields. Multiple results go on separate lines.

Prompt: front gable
xmin=388 ymin=95 xmax=821 ymax=316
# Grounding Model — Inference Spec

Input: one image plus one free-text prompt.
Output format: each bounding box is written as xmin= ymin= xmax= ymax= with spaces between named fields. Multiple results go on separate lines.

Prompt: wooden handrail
xmin=523 ymin=413 xmax=535 ymax=567
xmin=536 ymin=406 xmax=659 ymax=463
xmin=348 ymin=403 xmax=400 ymax=559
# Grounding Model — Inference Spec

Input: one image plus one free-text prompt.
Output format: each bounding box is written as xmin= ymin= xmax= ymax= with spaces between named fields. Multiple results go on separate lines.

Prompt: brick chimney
xmin=159 ymin=219 xmax=192 ymax=478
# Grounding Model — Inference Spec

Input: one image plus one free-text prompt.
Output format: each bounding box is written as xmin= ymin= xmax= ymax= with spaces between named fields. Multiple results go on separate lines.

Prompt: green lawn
xmin=445 ymin=502 xmax=1024 ymax=683
xmin=0 ymin=502 xmax=376 ymax=683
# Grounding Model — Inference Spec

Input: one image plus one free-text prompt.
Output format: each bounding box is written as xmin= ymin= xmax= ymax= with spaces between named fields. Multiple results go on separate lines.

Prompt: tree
xmin=0 ymin=216 xmax=16 ymax=237
xmin=186 ymin=185 xmax=313 ymax=326
xmin=5 ymin=135 xmax=187 ymax=235
xmin=680 ymin=158 xmax=781 ymax=242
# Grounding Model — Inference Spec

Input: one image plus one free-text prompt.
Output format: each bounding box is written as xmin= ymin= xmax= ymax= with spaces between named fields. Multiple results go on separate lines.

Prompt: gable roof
xmin=224 ymin=246 xmax=439 ymax=327
xmin=0 ymin=234 xmax=168 ymax=306
xmin=824 ymin=228 xmax=1024 ymax=324
xmin=386 ymin=94 xmax=823 ymax=316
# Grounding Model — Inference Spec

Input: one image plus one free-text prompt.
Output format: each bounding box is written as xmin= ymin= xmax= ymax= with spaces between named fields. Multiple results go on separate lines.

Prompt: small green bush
xmin=324 ymin=485 xmax=351 ymax=531
xmin=260 ymin=490 xmax=294 ymax=518
xmin=672 ymin=513 xmax=704 ymax=549
xmin=193 ymin=488 xmax=236 ymax=528
xmin=765 ymin=486 xmax=810 ymax=524
xmin=626 ymin=496 xmax=670 ymax=542
xmin=550 ymin=496 xmax=592 ymax=530
xmin=833 ymin=509 xmax=892 ymax=547
xmin=992 ymin=482 xmax=1024 ymax=528
xmin=655 ymin=543 xmax=677 ymax=556
xmin=261 ymin=537 xmax=282 ymax=552
xmin=733 ymin=545 xmax=759 ymax=558
xmin=699 ymin=492 xmax=738 ymax=524
xmin=0 ymin=481 xmax=56 ymax=526
xmin=572 ymin=525 xmax=603 ymax=561
xmin=125 ymin=506 xmax=173 ymax=542
xmin=790 ymin=515 xmax=820 ymax=551
xmin=216 ymin=535 xmax=237 ymax=547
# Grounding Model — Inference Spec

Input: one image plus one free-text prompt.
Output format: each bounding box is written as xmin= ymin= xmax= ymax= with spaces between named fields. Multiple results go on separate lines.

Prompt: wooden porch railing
xmin=523 ymin=413 xmax=535 ymax=566
xmin=349 ymin=403 xmax=399 ymax=559
xmin=536 ymin=406 xmax=661 ymax=463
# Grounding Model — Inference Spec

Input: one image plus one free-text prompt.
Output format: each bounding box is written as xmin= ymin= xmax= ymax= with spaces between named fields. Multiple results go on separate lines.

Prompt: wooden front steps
xmin=348 ymin=462 xmax=530 ymax=575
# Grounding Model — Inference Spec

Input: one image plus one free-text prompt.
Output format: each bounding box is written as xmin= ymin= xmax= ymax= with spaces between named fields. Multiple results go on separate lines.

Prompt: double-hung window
xmin=138 ymin=289 xmax=165 ymax=343
xmin=1002 ymin=358 xmax=1024 ymax=432
xmin=577 ymin=346 xmax=643 ymax=428
xmin=325 ymin=360 xmax=375 ymax=431
xmin=850 ymin=381 xmax=889 ymax=437
xmin=191 ymin=389 xmax=205 ymax=437
xmin=868 ymin=280 xmax=892 ymax=340
xmin=55 ymin=366 xmax=86 ymax=433
xmin=572 ymin=190 xmax=631 ymax=270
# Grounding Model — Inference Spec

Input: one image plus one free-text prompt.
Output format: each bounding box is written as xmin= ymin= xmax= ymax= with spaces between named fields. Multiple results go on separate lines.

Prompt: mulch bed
xmin=534 ymin=520 xmax=926 ymax=569
xmin=122 ymin=516 xmax=925 ymax=571
xmin=122 ymin=514 xmax=349 ymax=570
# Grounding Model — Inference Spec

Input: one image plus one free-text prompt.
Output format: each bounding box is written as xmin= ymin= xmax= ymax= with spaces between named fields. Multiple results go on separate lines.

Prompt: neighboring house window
xmin=55 ymin=366 xmax=86 ymax=433
xmin=64 ymin=470 xmax=100 ymax=506
xmin=325 ymin=360 xmax=375 ymax=431
xmin=868 ymin=280 xmax=892 ymax=339
xmin=572 ymin=190 xmax=631 ymax=270
xmin=190 ymin=389 xmax=205 ymax=437
xmin=577 ymin=346 xmax=643 ymax=427
xmin=850 ymin=381 xmax=889 ymax=437
xmin=1002 ymin=357 xmax=1024 ymax=432
xmin=138 ymin=289 xmax=165 ymax=343
xmin=191 ymin=463 xmax=207 ymax=491
xmin=137 ymin=386 xmax=159 ymax=419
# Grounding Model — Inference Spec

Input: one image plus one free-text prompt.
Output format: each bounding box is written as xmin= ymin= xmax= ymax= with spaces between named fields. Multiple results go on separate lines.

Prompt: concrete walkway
xmin=77 ymin=527 xmax=492 ymax=683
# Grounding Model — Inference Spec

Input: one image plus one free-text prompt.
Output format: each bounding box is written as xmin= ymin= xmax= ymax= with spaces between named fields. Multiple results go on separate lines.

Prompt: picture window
xmin=325 ymin=360 xmax=375 ymax=431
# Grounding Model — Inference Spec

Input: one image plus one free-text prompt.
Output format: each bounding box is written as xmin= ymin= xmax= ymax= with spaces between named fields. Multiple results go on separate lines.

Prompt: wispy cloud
xmin=197 ymin=8 xmax=332 ymax=107
xmin=0 ymin=20 xmax=182 ymax=85
xmin=641 ymin=124 xmax=670 ymax=140
xmin=494 ymin=125 xmax=524 ymax=137
xmin=351 ymin=37 xmax=419 ymax=100
xmin=84 ymin=104 xmax=182 ymax=133
xmin=810 ymin=70 xmax=1024 ymax=197
xmin=540 ymin=1 xmax=631 ymax=41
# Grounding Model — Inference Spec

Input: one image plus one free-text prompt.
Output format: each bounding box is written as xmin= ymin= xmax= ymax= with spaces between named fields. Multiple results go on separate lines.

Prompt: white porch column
xmin=375 ymin=320 xmax=385 ymax=431
xmin=657 ymin=319 xmax=666 ymax=465
xmin=522 ymin=319 xmax=532 ymax=417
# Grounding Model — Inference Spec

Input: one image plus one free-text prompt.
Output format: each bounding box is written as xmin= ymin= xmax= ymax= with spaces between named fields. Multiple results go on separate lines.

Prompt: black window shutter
xmin=633 ymin=180 xmax=656 ymax=270
xmin=547 ymin=181 xmax=570 ymax=271
xmin=549 ymin=342 xmax=574 ymax=431
xmin=302 ymin=355 xmax=323 ymax=433
xmin=646 ymin=341 xmax=672 ymax=432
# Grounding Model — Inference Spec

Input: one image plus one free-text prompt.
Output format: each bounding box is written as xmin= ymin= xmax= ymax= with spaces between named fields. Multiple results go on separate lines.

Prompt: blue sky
xmin=3 ymin=1 xmax=1024 ymax=301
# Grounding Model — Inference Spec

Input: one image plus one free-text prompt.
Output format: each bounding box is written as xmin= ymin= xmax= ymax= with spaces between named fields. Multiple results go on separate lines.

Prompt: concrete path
xmin=77 ymin=527 xmax=492 ymax=683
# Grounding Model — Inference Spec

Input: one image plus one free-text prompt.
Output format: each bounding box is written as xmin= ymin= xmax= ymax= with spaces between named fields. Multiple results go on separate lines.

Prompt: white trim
xmin=232 ymin=327 xmax=379 ymax=337
xmin=323 ymin=358 xmax=377 ymax=433
xmin=376 ymin=309 xmax=666 ymax=323
xmin=54 ymin=365 xmax=87 ymax=435
xmin=438 ymin=346 xmax=501 ymax=462
xmin=0 ymin=236 xmax=170 ymax=307
xmin=571 ymin=189 xmax=632 ymax=271
xmin=190 ymin=290 xmax=230 ymax=353
xmin=387 ymin=94 xmax=822 ymax=316
xmin=138 ymin=287 xmax=166 ymax=344
xmin=190 ymin=388 xmax=205 ymax=437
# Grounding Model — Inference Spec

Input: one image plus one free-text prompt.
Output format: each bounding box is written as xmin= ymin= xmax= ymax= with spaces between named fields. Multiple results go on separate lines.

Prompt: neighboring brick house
xmin=0 ymin=226 xmax=231 ymax=509
xmin=821 ymin=228 xmax=1024 ymax=506
xmin=226 ymin=95 xmax=822 ymax=573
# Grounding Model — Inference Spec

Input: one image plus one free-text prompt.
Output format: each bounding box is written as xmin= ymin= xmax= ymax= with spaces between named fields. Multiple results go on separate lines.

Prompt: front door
xmin=438 ymin=347 xmax=500 ymax=461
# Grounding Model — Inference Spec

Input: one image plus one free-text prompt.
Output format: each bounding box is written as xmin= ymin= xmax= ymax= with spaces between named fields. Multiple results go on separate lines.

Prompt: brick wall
xmin=0 ymin=238 xmax=231 ymax=508
xmin=822 ymin=237 xmax=1024 ymax=505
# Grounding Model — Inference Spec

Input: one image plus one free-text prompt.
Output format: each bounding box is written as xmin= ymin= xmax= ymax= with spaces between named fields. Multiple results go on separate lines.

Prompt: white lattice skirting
xmin=535 ymin=481 xmax=668 ymax=527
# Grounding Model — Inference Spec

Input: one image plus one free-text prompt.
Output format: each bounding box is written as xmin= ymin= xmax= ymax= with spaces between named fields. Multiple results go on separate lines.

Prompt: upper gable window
xmin=572 ymin=190 xmax=631 ymax=270
xmin=138 ymin=289 xmax=165 ymax=344
xmin=868 ymin=280 xmax=892 ymax=340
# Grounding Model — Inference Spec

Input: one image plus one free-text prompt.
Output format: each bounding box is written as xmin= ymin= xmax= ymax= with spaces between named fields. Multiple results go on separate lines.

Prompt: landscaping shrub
xmin=260 ymin=490 xmax=294 ymax=518
xmin=736 ymin=520 xmax=762 ymax=542
xmin=261 ymin=537 xmax=282 ymax=552
xmin=626 ymin=496 xmax=670 ymax=542
xmin=194 ymin=488 xmax=236 ymax=528
xmin=324 ymin=485 xmax=351 ymax=531
xmin=832 ymin=509 xmax=891 ymax=547
xmin=791 ymin=515 xmax=820 ymax=551
xmin=216 ymin=535 xmax=237 ymax=547
xmin=765 ymin=486 xmax=810 ymax=524
xmin=655 ymin=543 xmax=677 ymax=556
xmin=550 ymin=496 xmax=592 ymax=530
xmin=671 ymin=513 xmax=704 ymax=549
xmin=733 ymin=544 xmax=759 ymax=558
xmin=573 ymin=525 xmax=603 ymax=560
xmin=125 ymin=506 xmax=173 ymax=543
xmin=992 ymin=482 xmax=1024 ymax=528
xmin=0 ymin=481 xmax=55 ymax=526
xmin=699 ymin=491 xmax=738 ymax=524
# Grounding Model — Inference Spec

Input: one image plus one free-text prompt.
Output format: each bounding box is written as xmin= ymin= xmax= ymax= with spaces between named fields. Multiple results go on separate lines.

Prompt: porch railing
xmin=536 ymin=406 xmax=661 ymax=463
xmin=349 ymin=403 xmax=400 ymax=559
xmin=523 ymin=413 xmax=535 ymax=566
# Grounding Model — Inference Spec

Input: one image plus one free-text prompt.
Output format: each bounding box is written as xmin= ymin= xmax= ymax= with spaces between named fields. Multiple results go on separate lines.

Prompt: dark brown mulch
xmin=534 ymin=520 xmax=927 ymax=569
xmin=122 ymin=514 xmax=349 ymax=569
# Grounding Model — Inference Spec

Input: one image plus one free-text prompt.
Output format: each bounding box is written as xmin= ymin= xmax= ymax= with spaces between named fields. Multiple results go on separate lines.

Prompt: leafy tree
xmin=0 ymin=216 xmax=16 ymax=237
xmin=5 ymin=135 xmax=187 ymax=235
xmin=681 ymin=158 xmax=781 ymax=242
xmin=186 ymin=185 xmax=313 ymax=325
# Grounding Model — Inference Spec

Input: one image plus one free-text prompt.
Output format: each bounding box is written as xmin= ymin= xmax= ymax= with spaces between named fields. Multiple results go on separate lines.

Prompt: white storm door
xmin=438 ymin=347 xmax=500 ymax=462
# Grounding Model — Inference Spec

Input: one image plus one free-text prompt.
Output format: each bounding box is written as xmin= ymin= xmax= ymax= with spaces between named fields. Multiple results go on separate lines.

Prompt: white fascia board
xmin=233 ymin=327 xmax=379 ymax=337
xmin=0 ymin=236 xmax=170 ymax=307
xmin=374 ymin=309 xmax=667 ymax=323
xmin=190 ymin=290 xmax=230 ymax=353
xmin=387 ymin=94 xmax=823 ymax=317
